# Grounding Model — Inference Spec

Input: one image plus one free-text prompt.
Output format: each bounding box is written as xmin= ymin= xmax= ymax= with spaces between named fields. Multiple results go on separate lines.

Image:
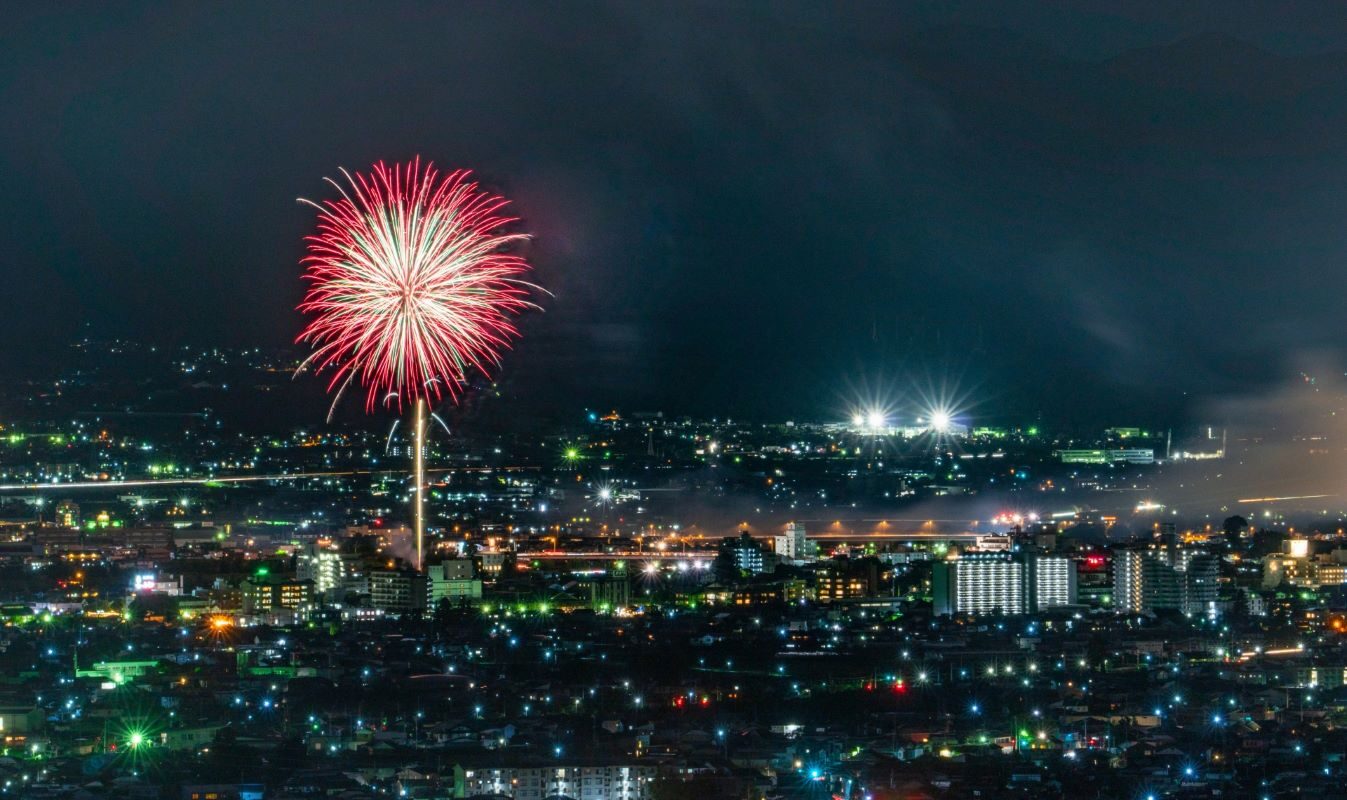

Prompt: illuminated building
xmin=159 ymin=724 xmax=227 ymax=751
xmin=455 ymin=761 xmax=655 ymax=800
xmin=182 ymin=784 xmax=265 ymax=800
xmin=579 ymin=574 xmax=631 ymax=610
xmin=1264 ymin=540 xmax=1312 ymax=588
xmin=1075 ymin=553 xmax=1112 ymax=607
xmin=1316 ymin=562 xmax=1347 ymax=586
xmin=54 ymin=500 xmax=79 ymax=529
xmin=815 ymin=560 xmax=879 ymax=602
xmin=1113 ymin=545 xmax=1218 ymax=616
xmin=1057 ymin=450 xmax=1107 ymax=465
xmin=426 ymin=560 xmax=483 ymax=606
xmin=933 ymin=553 xmax=1026 ymax=615
xmin=773 ymin=521 xmax=813 ymax=563
xmin=478 ymin=550 xmax=508 ymax=576
xmin=242 ymin=576 xmax=314 ymax=615
xmin=1057 ymin=448 xmax=1155 ymax=465
xmin=932 ymin=553 xmax=1076 ymax=616
xmin=368 ymin=569 xmax=427 ymax=612
xmin=1263 ymin=540 xmax=1347 ymax=588
xmin=74 ymin=660 xmax=159 ymax=684
xmin=131 ymin=573 xmax=182 ymax=596
xmin=1109 ymin=448 xmax=1155 ymax=464
xmin=0 ymin=705 xmax=42 ymax=749
xmin=719 ymin=532 xmax=768 ymax=574
xmin=297 ymin=543 xmax=352 ymax=595
xmin=1034 ymin=555 xmax=1076 ymax=609
xmin=431 ymin=557 xmax=475 ymax=580
xmin=728 ymin=585 xmax=779 ymax=606
xmin=702 ymin=579 xmax=808 ymax=606
xmin=1104 ymin=427 xmax=1148 ymax=439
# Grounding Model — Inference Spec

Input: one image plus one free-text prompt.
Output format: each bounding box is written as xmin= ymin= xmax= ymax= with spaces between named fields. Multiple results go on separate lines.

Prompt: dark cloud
xmin=5 ymin=2 xmax=1347 ymax=425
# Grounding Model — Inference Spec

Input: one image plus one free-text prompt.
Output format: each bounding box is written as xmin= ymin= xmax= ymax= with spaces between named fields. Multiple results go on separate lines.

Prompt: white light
xmin=865 ymin=410 xmax=885 ymax=430
xmin=930 ymin=410 xmax=951 ymax=432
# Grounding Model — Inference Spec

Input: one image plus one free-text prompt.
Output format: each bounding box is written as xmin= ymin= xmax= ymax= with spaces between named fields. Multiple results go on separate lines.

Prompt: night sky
xmin=7 ymin=2 xmax=1347 ymax=426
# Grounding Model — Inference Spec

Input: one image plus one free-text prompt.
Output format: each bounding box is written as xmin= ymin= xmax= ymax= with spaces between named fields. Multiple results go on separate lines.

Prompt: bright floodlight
xmin=851 ymin=413 xmax=866 ymax=427
xmin=865 ymin=410 xmax=886 ymax=430
xmin=597 ymin=486 xmax=613 ymax=502
xmin=929 ymin=410 xmax=952 ymax=433
xmin=128 ymin=731 xmax=145 ymax=748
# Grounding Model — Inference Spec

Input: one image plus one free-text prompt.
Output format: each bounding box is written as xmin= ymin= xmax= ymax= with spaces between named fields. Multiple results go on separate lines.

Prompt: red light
xmin=673 ymin=696 xmax=685 ymax=708
xmin=700 ymin=696 xmax=710 ymax=707
xmin=892 ymin=681 xmax=906 ymax=694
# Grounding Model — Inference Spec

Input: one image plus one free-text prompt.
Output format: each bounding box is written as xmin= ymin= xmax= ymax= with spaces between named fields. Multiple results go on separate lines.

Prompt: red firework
xmin=296 ymin=159 xmax=536 ymax=413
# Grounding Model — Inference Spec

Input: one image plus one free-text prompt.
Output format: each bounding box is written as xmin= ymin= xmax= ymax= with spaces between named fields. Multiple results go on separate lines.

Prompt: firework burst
xmin=296 ymin=159 xmax=537 ymax=415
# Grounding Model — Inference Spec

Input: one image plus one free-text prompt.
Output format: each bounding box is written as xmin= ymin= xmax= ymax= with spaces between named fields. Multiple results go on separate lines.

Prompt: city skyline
xmin=9 ymin=5 xmax=1347 ymax=800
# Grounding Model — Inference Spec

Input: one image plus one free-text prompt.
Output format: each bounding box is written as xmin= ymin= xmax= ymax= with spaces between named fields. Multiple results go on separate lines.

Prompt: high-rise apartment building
xmin=1113 ymin=544 xmax=1218 ymax=616
xmin=774 ymin=522 xmax=812 ymax=563
xmin=932 ymin=552 xmax=1076 ymax=616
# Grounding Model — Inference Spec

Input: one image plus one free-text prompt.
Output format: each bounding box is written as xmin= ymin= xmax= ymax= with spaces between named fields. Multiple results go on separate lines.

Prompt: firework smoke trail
xmin=296 ymin=159 xmax=537 ymax=414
